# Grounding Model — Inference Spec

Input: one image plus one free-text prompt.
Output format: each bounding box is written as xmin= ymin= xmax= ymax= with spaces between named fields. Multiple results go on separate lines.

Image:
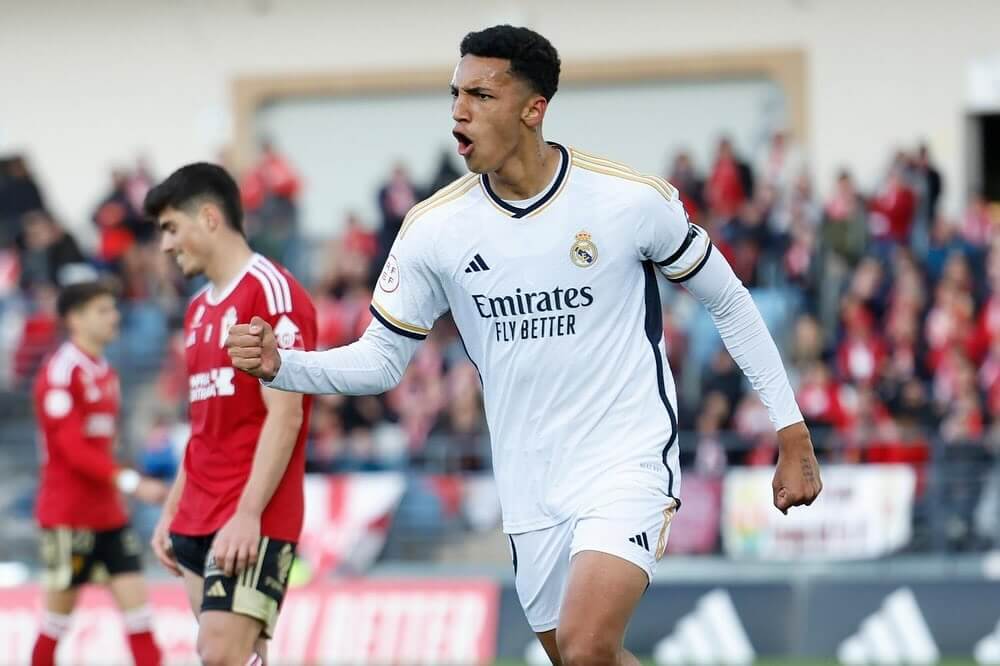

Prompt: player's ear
xmin=521 ymin=94 xmax=547 ymax=129
xmin=200 ymin=203 xmax=220 ymax=233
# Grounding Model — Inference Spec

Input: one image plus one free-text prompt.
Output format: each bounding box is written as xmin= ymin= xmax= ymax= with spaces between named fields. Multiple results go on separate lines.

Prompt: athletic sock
xmin=31 ymin=612 xmax=72 ymax=666
xmin=123 ymin=606 xmax=162 ymax=666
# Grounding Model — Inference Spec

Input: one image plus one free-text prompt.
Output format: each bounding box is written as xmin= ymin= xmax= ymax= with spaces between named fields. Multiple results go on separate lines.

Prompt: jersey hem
xmin=502 ymin=512 xmax=574 ymax=535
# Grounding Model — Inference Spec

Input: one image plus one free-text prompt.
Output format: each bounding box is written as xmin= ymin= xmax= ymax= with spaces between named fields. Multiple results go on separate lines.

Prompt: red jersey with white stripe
xmin=171 ymin=254 xmax=316 ymax=542
xmin=34 ymin=342 xmax=127 ymax=530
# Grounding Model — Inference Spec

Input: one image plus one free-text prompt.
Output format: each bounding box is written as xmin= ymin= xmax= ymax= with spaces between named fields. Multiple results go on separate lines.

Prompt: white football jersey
xmin=371 ymin=144 xmax=713 ymax=533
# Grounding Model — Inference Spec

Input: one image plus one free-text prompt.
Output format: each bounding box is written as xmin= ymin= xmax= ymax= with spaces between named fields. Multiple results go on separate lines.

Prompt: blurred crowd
xmin=1 ymin=131 xmax=999 ymax=549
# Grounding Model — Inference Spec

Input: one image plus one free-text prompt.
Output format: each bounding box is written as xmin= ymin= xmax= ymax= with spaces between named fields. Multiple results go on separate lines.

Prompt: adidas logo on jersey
xmin=836 ymin=587 xmax=939 ymax=665
xmin=464 ymin=254 xmax=491 ymax=273
xmin=653 ymin=589 xmax=755 ymax=665
xmin=206 ymin=580 xmax=227 ymax=598
xmin=628 ymin=532 xmax=650 ymax=552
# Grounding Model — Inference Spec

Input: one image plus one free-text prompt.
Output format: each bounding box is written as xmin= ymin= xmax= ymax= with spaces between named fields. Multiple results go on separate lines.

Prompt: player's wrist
xmin=234 ymin=502 xmax=264 ymax=519
xmin=115 ymin=468 xmax=141 ymax=494
xmin=776 ymin=421 xmax=811 ymax=451
xmin=265 ymin=349 xmax=283 ymax=382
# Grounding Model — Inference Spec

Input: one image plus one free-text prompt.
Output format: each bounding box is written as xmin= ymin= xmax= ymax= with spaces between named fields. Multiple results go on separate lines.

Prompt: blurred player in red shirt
xmin=144 ymin=163 xmax=316 ymax=666
xmin=31 ymin=281 xmax=168 ymax=666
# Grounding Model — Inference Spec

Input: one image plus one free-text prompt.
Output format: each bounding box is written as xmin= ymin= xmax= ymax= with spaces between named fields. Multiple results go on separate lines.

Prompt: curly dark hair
xmin=460 ymin=25 xmax=561 ymax=101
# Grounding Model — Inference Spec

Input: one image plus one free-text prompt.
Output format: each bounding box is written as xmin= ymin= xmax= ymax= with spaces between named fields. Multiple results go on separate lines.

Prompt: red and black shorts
xmin=39 ymin=524 xmax=143 ymax=591
xmin=169 ymin=531 xmax=296 ymax=638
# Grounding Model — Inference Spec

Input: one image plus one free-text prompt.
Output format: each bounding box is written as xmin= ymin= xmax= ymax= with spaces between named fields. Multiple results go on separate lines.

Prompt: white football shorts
xmin=507 ymin=481 xmax=677 ymax=632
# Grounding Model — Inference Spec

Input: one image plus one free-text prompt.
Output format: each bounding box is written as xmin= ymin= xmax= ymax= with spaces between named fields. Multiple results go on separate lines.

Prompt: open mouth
xmin=453 ymin=130 xmax=474 ymax=157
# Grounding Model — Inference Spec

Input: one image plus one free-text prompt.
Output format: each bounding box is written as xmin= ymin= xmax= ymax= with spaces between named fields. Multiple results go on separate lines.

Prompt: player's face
xmin=158 ymin=205 xmax=211 ymax=278
xmin=451 ymin=55 xmax=538 ymax=174
xmin=71 ymin=295 xmax=120 ymax=346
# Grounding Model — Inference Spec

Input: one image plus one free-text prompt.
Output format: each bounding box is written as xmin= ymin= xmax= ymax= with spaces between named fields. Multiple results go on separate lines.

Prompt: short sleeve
xmin=247 ymin=259 xmax=317 ymax=352
xmin=370 ymin=230 xmax=448 ymax=341
xmin=636 ymin=187 xmax=713 ymax=283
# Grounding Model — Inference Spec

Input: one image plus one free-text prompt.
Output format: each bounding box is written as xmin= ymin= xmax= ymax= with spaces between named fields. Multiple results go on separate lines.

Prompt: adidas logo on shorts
xmin=628 ymin=532 xmax=650 ymax=552
xmin=206 ymin=580 xmax=227 ymax=598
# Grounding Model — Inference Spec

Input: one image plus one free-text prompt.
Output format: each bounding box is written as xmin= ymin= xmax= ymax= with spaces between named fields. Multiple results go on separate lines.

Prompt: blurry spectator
xmin=241 ymin=139 xmax=303 ymax=271
xmin=377 ymin=163 xmax=419 ymax=260
xmin=886 ymin=252 xmax=926 ymax=320
xmin=978 ymin=248 xmax=1000 ymax=347
xmin=980 ymin=338 xmax=1000 ymax=421
xmin=388 ymin=330 xmax=447 ymax=452
xmin=782 ymin=208 xmax=818 ymax=287
xmin=307 ymin=394 xmax=348 ymax=470
xmin=314 ymin=221 xmax=375 ymax=350
xmin=932 ymin=346 xmax=976 ymax=410
xmin=888 ymin=377 xmax=935 ymax=435
xmin=691 ymin=391 xmax=729 ymax=475
xmin=425 ymin=150 xmax=464 ymax=196
xmin=821 ymin=170 xmax=868 ymax=267
xmin=836 ymin=299 xmax=885 ymax=386
xmin=703 ymin=349 xmax=742 ymax=423
xmin=16 ymin=209 xmax=86 ymax=288
xmin=724 ymin=199 xmax=768 ymax=286
xmin=961 ymin=190 xmax=996 ymax=247
xmin=859 ymin=404 xmax=930 ymax=494
xmin=341 ymin=212 xmax=378 ymax=260
xmin=789 ymin=313 xmax=825 ymax=387
xmin=0 ymin=155 xmax=45 ymax=246
xmin=869 ymin=165 xmax=916 ymax=247
xmin=316 ymin=281 xmax=372 ymax=350
xmin=755 ymin=130 xmax=804 ymax=194
xmin=140 ymin=414 xmax=181 ymax=480
xmin=426 ymin=363 xmax=489 ymax=471
xmin=912 ymin=144 xmax=943 ymax=219
xmin=92 ymin=168 xmax=145 ymax=268
xmin=124 ymin=157 xmax=157 ymax=244
xmin=908 ymin=143 xmax=943 ymax=255
xmin=12 ymin=284 xmax=60 ymax=386
xmin=925 ymin=217 xmax=971 ymax=284
xmin=733 ymin=393 xmax=776 ymax=465
xmin=662 ymin=310 xmax=687 ymax=381
xmin=668 ymin=151 xmax=705 ymax=220
xmin=241 ymin=138 xmax=302 ymax=214
xmin=797 ymin=361 xmax=850 ymax=433
xmin=705 ymin=137 xmax=752 ymax=219
xmin=881 ymin=308 xmax=924 ymax=387
xmin=771 ymin=171 xmax=819 ymax=237
xmin=925 ymin=286 xmax=977 ymax=370
xmin=844 ymin=257 xmax=886 ymax=319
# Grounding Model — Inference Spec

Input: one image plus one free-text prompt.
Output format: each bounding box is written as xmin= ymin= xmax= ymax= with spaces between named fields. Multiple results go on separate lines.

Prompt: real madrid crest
xmin=570 ymin=231 xmax=598 ymax=268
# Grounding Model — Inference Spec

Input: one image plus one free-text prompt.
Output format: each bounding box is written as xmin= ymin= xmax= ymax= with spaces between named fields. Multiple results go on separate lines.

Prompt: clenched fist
xmin=772 ymin=421 xmax=823 ymax=514
xmin=226 ymin=315 xmax=281 ymax=381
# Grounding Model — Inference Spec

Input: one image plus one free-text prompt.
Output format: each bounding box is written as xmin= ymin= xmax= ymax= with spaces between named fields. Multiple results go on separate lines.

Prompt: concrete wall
xmin=2 ymin=0 xmax=998 ymax=236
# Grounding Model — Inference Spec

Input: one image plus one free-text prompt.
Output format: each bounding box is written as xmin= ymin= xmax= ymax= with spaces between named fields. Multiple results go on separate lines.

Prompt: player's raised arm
xmin=228 ymin=228 xmax=448 ymax=396
xmin=640 ymin=188 xmax=822 ymax=513
xmin=227 ymin=316 xmax=420 ymax=394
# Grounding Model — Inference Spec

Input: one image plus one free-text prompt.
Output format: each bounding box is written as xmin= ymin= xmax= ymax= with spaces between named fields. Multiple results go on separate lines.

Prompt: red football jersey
xmin=171 ymin=254 xmax=316 ymax=542
xmin=34 ymin=342 xmax=127 ymax=530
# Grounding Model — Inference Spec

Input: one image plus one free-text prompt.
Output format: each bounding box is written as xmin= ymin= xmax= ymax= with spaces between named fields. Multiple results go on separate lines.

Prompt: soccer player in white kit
xmin=227 ymin=25 xmax=822 ymax=666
